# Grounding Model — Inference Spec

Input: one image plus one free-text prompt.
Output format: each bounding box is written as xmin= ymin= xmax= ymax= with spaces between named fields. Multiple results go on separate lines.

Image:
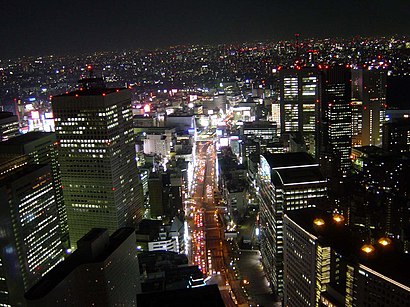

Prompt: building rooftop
xmin=285 ymin=208 xmax=410 ymax=288
xmin=54 ymin=87 xmax=126 ymax=98
xmin=0 ymin=111 xmax=16 ymax=119
xmin=137 ymin=284 xmax=225 ymax=307
xmin=138 ymin=251 xmax=188 ymax=276
xmin=0 ymin=163 xmax=45 ymax=184
xmin=136 ymin=219 xmax=163 ymax=240
xmin=227 ymin=179 xmax=247 ymax=193
xmin=272 ymin=166 xmax=325 ymax=185
xmin=0 ymin=131 xmax=54 ymax=146
xmin=242 ymin=121 xmax=277 ymax=129
xmin=25 ymin=227 xmax=135 ymax=300
xmin=351 ymin=145 xmax=384 ymax=156
xmin=262 ymin=152 xmax=317 ymax=169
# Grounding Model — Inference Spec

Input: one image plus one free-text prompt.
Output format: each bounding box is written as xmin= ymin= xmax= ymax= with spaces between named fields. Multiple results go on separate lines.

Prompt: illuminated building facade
xmin=52 ymin=83 xmax=144 ymax=248
xmin=383 ymin=118 xmax=410 ymax=154
xmin=25 ymin=228 xmax=141 ymax=307
xmin=350 ymin=100 xmax=363 ymax=147
xmin=257 ymin=152 xmax=327 ymax=296
xmin=320 ymin=67 xmax=352 ymax=178
xmin=143 ymin=134 xmax=171 ymax=157
xmin=241 ymin=121 xmax=278 ymax=142
xmin=0 ymin=153 xmax=28 ymax=178
xmin=350 ymin=146 xmax=410 ymax=240
xmin=239 ymin=121 xmax=279 ymax=162
xmin=0 ymin=111 xmax=19 ymax=141
xmin=279 ymin=68 xmax=321 ymax=157
xmin=0 ymin=164 xmax=64 ymax=306
xmin=0 ymin=132 xmax=69 ymax=246
xmin=351 ymin=69 xmax=387 ymax=146
xmin=284 ymin=208 xmax=410 ymax=307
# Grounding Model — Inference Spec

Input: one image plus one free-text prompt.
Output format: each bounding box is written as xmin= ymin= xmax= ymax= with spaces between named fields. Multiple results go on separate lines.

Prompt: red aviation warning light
xmin=86 ymin=65 xmax=94 ymax=78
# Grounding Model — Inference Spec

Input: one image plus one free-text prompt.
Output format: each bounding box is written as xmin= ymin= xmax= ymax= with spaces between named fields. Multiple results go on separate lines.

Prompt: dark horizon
xmin=1 ymin=0 xmax=409 ymax=59
xmin=1 ymin=33 xmax=408 ymax=61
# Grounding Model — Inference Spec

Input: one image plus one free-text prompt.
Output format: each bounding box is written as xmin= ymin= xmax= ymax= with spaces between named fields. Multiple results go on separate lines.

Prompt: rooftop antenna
xmin=295 ymin=33 xmax=300 ymax=53
xmin=294 ymin=33 xmax=300 ymax=64
xmin=87 ymin=65 xmax=94 ymax=78
xmin=78 ymin=65 xmax=106 ymax=90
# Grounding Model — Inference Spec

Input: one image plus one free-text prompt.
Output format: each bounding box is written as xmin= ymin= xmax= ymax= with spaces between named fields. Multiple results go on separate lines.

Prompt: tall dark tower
xmin=319 ymin=66 xmax=352 ymax=178
xmin=0 ymin=132 xmax=69 ymax=247
xmin=351 ymin=68 xmax=387 ymax=146
xmin=52 ymin=76 xmax=144 ymax=248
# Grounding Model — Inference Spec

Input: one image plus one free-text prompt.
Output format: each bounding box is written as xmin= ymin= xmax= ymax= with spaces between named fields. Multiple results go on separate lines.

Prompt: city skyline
xmin=0 ymin=2 xmax=409 ymax=304
xmin=1 ymin=0 xmax=409 ymax=58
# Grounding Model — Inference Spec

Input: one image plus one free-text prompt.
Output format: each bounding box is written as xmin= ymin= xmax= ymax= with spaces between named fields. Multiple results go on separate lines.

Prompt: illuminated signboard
xmin=260 ymin=155 xmax=271 ymax=182
xmin=31 ymin=111 xmax=40 ymax=120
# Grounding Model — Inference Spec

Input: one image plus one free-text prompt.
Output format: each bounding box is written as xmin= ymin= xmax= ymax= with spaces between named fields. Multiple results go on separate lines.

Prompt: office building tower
xmin=52 ymin=80 xmax=144 ymax=248
xmin=319 ymin=67 xmax=352 ymax=178
xmin=239 ymin=121 xmax=279 ymax=162
xmin=350 ymin=100 xmax=363 ymax=147
xmin=0 ymin=132 xmax=69 ymax=245
xmin=0 ymin=153 xmax=28 ymax=178
xmin=383 ymin=118 xmax=410 ymax=154
xmin=257 ymin=152 xmax=327 ymax=296
xmin=25 ymin=228 xmax=140 ymax=307
xmin=351 ymin=68 xmax=387 ymax=146
xmin=283 ymin=208 xmax=410 ymax=307
xmin=240 ymin=121 xmax=278 ymax=142
xmin=386 ymin=74 xmax=410 ymax=111
xmin=350 ymin=146 xmax=410 ymax=240
xmin=0 ymin=163 xmax=64 ymax=306
xmin=271 ymin=100 xmax=281 ymax=133
xmin=0 ymin=111 xmax=19 ymax=141
xmin=279 ymin=68 xmax=321 ymax=156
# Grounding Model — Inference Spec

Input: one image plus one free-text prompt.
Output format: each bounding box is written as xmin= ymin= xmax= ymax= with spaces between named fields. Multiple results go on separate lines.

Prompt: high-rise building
xmin=283 ymin=208 xmax=410 ymax=307
xmin=279 ymin=68 xmax=321 ymax=157
xmin=0 ymin=111 xmax=19 ymax=141
xmin=25 ymin=228 xmax=140 ymax=307
xmin=241 ymin=121 xmax=278 ymax=142
xmin=350 ymin=100 xmax=363 ymax=147
xmin=319 ymin=66 xmax=352 ymax=178
xmin=52 ymin=80 xmax=144 ymax=248
xmin=0 ymin=153 xmax=28 ymax=178
xmin=257 ymin=152 xmax=327 ymax=296
xmin=351 ymin=68 xmax=387 ymax=146
xmin=383 ymin=118 xmax=410 ymax=154
xmin=386 ymin=74 xmax=410 ymax=111
xmin=0 ymin=163 xmax=64 ymax=306
xmin=0 ymin=132 xmax=69 ymax=245
xmin=239 ymin=121 xmax=279 ymax=162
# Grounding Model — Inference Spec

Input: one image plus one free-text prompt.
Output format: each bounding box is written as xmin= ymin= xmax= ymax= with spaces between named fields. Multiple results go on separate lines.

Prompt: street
xmin=188 ymin=140 xmax=238 ymax=306
xmin=188 ymin=138 xmax=280 ymax=307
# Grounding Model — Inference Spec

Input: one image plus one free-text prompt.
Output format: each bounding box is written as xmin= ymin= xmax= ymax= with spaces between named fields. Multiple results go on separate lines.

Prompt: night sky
xmin=0 ymin=0 xmax=409 ymax=58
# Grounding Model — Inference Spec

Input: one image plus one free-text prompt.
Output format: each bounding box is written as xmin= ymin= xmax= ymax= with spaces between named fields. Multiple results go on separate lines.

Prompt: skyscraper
xmin=0 ymin=111 xmax=19 ymax=141
xmin=52 ymin=79 xmax=143 ymax=248
xmin=319 ymin=66 xmax=352 ymax=178
xmin=25 ymin=228 xmax=141 ymax=307
xmin=283 ymin=208 xmax=410 ymax=307
xmin=279 ymin=68 xmax=321 ymax=157
xmin=0 ymin=163 xmax=64 ymax=306
xmin=383 ymin=118 xmax=410 ymax=154
xmin=351 ymin=68 xmax=387 ymax=146
xmin=0 ymin=132 xmax=69 ymax=246
xmin=257 ymin=152 xmax=327 ymax=296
